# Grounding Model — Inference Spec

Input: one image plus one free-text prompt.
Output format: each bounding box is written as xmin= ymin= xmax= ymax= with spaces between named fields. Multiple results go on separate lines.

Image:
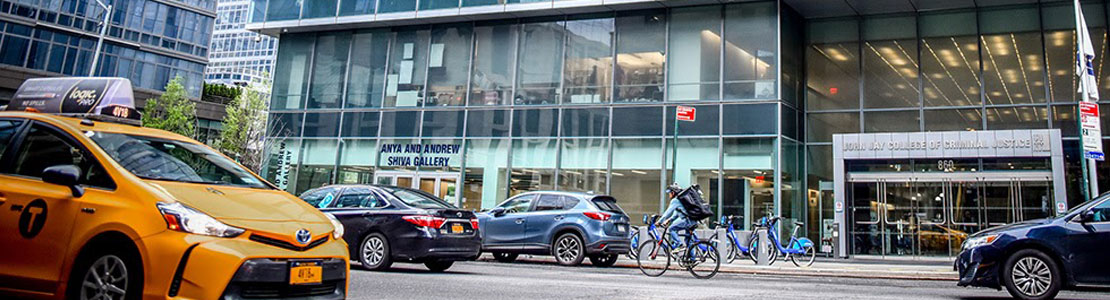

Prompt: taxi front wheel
xmin=67 ymin=248 xmax=142 ymax=300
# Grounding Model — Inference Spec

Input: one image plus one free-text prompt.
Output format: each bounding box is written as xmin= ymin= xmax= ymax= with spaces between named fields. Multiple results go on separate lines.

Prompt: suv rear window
xmin=591 ymin=197 xmax=623 ymax=213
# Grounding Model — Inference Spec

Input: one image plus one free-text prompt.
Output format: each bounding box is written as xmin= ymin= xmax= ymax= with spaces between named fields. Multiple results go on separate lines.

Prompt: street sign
xmin=1080 ymin=101 xmax=1104 ymax=161
xmin=676 ymin=106 xmax=696 ymax=122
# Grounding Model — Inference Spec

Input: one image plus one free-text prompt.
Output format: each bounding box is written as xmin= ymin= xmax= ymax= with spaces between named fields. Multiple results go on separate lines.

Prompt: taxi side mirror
xmin=43 ymin=165 xmax=84 ymax=198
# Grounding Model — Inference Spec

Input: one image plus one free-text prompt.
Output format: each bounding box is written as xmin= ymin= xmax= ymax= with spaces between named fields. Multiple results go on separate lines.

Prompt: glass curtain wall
xmin=470 ymin=23 xmax=519 ymax=106
xmin=667 ymin=6 xmax=721 ymax=101
xmin=611 ymin=138 xmax=663 ymax=223
xmin=511 ymin=139 xmax=558 ymax=195
xmin=463 ymin=139 xmax=510 ymax=210
xmin=516 ymin=20 xmax=565 ymax=105
xmin=385 ymin=29 xmax=431 ymax=107
xmin=614 ymin=10 xmax=666 ymax=103
xmin=563 ymin=17 xmax=614 ymax=104
xmin=338 ymin=139 xmax=377 ymax=184
xmin=346 ymin=30 xmax=390 ymax=108
xmin=426 ymin=25 xmax=474 ymax=107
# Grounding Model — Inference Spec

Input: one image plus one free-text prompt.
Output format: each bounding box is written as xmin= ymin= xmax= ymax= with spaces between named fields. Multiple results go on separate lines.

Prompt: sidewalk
xmin=477 ymin=254 xmax=958 ymax=281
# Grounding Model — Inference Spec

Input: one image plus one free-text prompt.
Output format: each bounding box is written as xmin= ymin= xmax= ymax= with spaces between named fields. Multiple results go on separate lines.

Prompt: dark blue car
xmin=956 ymin=193 xmax=1110 ymax=300
xmin=477 ymin=192 xmax=631 ymax=266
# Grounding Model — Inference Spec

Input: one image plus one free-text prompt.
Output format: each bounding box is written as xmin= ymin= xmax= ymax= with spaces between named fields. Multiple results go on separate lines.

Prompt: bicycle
xmin=627 ymin=215 xmax=662 ymax=260
xmin=636 ymin=216 xmax=720 ymax=279
xmin=756 ymin=216 xmax=816 ymax=267
xmin=711 ymin=215 xmax=762 ymax=264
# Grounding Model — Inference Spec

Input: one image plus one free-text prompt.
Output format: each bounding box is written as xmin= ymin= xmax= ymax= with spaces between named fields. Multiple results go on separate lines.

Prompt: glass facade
xmin=1 ymin=0 xmax=213 ymax=98
xmin=258 ymin=0 xmax=1110 ymax=257
xmin=261 ymin=3 xmax=789 ymax=226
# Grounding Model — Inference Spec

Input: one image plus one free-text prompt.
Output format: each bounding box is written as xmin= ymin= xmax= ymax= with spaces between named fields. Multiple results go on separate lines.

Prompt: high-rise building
xmin=205 ymin=0 xmax=276 ymax=86
xmin=0 ymin=0 xmax=224 ymax=122
xmin=248 ymin=0 xmax=1110 ymax=261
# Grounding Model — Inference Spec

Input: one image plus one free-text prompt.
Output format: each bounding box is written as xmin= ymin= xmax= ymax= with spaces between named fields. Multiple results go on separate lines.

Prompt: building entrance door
xmin=374 ymin=171 xmax=461 ymax=206
xmin=847 ymin=172 xmax=1052 ymax=258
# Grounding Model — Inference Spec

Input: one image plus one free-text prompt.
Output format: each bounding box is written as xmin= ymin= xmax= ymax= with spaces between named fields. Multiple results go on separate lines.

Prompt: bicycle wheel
xmin=685 ymin=241 xmax=720 ymax=279
xmin=636 ymin=239 xmax=670 ymax=277
xmin=790 ymin=243 xmax=816 ymax=268
xmin=748 ymin=237 xmax=778 ymax=264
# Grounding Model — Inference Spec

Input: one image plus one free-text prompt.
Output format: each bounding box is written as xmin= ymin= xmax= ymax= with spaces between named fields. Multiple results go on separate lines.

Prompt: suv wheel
xmin=68 ymin=249 xmax=142 ymax=300
xmin=553 ymin=233 xmax=585 ymax=266
xmin=1002 ymin=249 xmax=1061 ymax=300
xmin=359 ymin=233 xmax=393 ymax=271
xmin=588 ymin=254 xmax=618 ymax=267
xmin=492 ymin=252 xmax=518 ymax=263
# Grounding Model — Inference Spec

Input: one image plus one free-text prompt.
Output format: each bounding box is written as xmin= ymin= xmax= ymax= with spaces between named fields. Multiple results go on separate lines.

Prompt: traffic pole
xmin=1079 ymin=105 xmax=1091 ymax=202
xmin=670 ymin=110 xmax=679 ymax=185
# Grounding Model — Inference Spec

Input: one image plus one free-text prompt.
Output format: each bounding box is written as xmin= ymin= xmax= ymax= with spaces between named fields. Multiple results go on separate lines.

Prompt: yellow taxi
xmin=0 ymin=77 xmax=349 ymax=299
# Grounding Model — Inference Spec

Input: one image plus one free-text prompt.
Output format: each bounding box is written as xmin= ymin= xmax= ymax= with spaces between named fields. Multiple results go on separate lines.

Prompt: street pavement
xmin=349 ymin=259 xmax=1110 ymax=300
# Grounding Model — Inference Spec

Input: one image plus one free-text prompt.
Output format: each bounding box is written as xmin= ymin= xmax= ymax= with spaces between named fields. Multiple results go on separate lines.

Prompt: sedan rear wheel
xmin=359 ymin=233 xmax=393 ymax=271
xmin=553 ymin=233 xmax=585 ymax=266
xmin=1002 ymin=249 xmax=1061 ymax=300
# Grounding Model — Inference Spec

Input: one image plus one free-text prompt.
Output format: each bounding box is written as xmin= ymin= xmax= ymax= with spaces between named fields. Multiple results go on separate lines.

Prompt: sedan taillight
xmin=583 ymin=212 xmax=611 ymax=221
xmin=402 ymin=215 xmax=446 ymax=228
xmin=470 ymin=218 xmax=480 ymax=230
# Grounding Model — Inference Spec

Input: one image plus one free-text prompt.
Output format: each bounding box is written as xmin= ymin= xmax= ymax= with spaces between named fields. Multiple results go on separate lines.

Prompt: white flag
xmin=1077 ymin=0 xmax=1100 ymax=102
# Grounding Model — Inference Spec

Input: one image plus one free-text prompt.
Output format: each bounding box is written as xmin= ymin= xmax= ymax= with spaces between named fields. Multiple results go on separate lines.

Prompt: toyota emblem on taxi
xmin=295 ymin=229 xmax=311 ymax=245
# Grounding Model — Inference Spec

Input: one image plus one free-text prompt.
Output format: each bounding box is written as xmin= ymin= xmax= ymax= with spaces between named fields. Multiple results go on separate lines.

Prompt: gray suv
xmin=477 ymin=192 xmax=631 ymax=266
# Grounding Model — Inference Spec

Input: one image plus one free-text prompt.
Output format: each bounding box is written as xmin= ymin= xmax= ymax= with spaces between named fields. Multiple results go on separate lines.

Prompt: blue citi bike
xmin=627 ymin=215 xmax=663 ymax=260
xmin=711 ymin=215 xmax=764 ymax=264
xmin=635 ymin=215 xmax=720 ymax=279
xmin=753 ymin=216 xmax=817 ymax=267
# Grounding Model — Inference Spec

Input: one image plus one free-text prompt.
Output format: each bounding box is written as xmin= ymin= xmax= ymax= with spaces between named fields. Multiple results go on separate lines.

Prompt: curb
xmin=477 ymin=256 xmax=958 ymax=281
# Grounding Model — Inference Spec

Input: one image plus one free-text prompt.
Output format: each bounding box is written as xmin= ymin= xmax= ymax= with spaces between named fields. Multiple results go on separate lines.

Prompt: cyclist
xmin=659 ymin=183 xmax=697 ymax=252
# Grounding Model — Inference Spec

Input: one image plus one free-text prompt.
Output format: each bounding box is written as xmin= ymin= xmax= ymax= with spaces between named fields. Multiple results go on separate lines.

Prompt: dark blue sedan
xmin=478 ymin=191 xmax=632 ymax=266
xmin=956 ymin=193 xmax=1110 ymax=300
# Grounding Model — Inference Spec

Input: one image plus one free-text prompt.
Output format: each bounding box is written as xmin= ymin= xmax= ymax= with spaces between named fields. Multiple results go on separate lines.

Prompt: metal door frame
xmin=846 ymin=171 xmax=1053 ymax=257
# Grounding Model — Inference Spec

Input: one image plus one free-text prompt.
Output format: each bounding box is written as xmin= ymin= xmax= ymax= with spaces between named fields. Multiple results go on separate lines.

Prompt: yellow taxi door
xmin=0 ymin=122 xmax=105 ymax=295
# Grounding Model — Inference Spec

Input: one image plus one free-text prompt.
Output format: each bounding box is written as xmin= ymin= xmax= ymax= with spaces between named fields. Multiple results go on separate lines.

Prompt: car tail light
xmin=403 ymin=215 xmax=446 ymax=228
xmin=583 ymin=212 xmax=611 ymax=221
xmin=470 ymin=218 xmax=480 ymax=230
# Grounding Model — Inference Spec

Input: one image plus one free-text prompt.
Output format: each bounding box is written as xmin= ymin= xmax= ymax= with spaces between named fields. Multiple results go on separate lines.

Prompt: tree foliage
xmin=142 ymin=76 xmax=197 ymax=138
xmin=217 ymin=81 xmax=270 ymax=172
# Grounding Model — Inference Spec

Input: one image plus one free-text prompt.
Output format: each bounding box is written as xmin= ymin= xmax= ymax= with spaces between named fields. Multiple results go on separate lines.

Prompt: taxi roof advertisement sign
xmin=6 ymin=77 xmax=141 ymax=122
xmin=6 ymin=76 xmax=138 ymax=115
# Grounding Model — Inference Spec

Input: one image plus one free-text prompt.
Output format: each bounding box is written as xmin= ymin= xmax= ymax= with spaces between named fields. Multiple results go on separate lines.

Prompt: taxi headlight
xmin=962 ymin=234 xmax=1000 ymax=250
xmin=326 ymin=213 xmax=344 ymax=239
xmin=157 ymin=202 xmax=244 ymax=238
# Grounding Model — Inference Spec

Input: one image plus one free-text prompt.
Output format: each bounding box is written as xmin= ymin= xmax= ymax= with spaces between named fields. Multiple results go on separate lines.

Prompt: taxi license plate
xmin=451 ymin=223 xmax=464 ymax=233
xmin=289 ymin=261 xmax=323 ymax=285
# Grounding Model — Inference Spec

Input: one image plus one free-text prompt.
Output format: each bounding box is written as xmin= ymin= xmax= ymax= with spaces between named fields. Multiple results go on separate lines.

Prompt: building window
xmin=271 ymin=34 xmax=313 ymax=110
xmin=862 ymin=15 xmax=918 ymax=108
xmin=510 ymin=139 xmax=557 ymax=196
xmin=920 ymin=11 xmax=980 ymax=107
xmin=385 ymin=30 xmax=430 ymax=107
xmin=980 ymin=7 xmax=1046 ymax=105
xmin=562 ymin=17 xmax=613 ymax=105
xmin=426 ymin=25 xmax=474 ymax=107
xmin=516 ymin=21 xmax=565 ymax=105
xmin=308 ymin=32 xmax=350 ymax=109
xmin=667 ymin=6 xmax=721 ymax=102
xmin=614 ymin=10 xmax=665 ymax=103
xmin=470 ymin=23 xmax=519 ymax=106
xmin=806 ymin=19 xmax=859 ymax=111
xmin=723 ymin=2 xmax=778 ymax=100
xmin=346 ymin=30 xmax=390 ymax=108
xmin=559 ymin=138 xmax=609 ymax=193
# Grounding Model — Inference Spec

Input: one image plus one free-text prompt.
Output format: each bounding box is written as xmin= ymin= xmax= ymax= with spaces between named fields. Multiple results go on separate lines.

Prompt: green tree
xmin=142 ymin=76 xmax=197 ymax=137
xmin=217 ymin=81 xmax=270 ymax=172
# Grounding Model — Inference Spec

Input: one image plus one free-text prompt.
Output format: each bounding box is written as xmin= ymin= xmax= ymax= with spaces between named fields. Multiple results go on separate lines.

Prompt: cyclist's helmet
xmin=664 ymin=182 xmax=683 ymax=199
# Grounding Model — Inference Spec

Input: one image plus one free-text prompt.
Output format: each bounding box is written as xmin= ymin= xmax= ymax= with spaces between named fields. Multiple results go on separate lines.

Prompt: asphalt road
xmin=349 ymin=259 xmax=1110 ymax=300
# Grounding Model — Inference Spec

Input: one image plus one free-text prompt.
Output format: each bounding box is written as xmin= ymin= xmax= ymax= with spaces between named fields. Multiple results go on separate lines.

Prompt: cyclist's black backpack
xmin=676 ymin=184 xmax=713 ymax=222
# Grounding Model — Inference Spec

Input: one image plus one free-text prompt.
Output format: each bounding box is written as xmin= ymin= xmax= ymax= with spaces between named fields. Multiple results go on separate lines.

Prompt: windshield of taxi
xmin=89 ymin=132 xmax=270 ymax=189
